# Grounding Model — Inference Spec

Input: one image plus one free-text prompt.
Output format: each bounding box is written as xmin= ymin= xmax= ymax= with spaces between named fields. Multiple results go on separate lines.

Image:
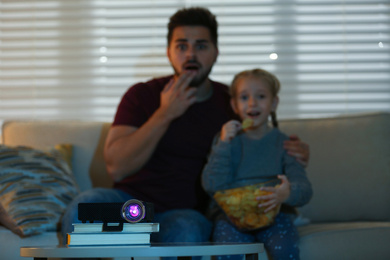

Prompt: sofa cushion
xmin=0 ymin=144 xmax=79 ymax=237
xmin=280 ymin=112 xmax=390 ymax=222
xmin=298 ymin=222 xmax=390 ymax=260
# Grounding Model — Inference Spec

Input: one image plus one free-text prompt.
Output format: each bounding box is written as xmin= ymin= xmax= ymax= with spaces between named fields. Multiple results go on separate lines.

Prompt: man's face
xmin=167 ymin=26 xmax=219 ymax=87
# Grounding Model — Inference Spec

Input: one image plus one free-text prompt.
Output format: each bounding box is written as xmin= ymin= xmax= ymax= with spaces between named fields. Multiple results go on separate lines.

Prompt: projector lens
xmin=121 ymin=199 xmax=146 ymax=223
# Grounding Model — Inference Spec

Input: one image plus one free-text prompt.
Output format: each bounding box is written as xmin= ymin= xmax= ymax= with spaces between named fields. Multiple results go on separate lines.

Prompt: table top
xmin=20 ymin=242 xmax=264 ymax=258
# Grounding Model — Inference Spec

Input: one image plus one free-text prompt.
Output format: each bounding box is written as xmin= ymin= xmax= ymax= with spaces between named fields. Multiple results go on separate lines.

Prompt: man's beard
xmin=173 ymin=66 xmax=213 ymax=88
xmin=189 ymin=67 xmax=212 ymax=87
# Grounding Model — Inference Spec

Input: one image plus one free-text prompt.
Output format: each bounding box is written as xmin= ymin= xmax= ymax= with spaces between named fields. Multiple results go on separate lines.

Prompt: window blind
xmin=0 ymin=0 xmax=389 ymax=127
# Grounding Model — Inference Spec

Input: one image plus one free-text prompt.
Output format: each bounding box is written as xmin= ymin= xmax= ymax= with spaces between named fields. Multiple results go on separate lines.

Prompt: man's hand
xmin=220 ymin=120 xmax=241 ymax=142
xmin=256 ymin=175 xmax=290 ymax=213
xmin=284 ymin=134 xmax=310 ymax=167
xmin=159 ymin=71 xmax=198 ymax=121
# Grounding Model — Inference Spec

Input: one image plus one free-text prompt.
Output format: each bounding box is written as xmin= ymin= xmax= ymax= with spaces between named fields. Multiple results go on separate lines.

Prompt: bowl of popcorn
xmin=213 ymin=180 xmax=281 ymax=231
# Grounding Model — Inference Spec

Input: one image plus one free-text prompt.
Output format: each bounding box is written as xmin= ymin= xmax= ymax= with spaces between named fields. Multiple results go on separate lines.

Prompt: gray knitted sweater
xmin=201 ymin=128 xmax=313 ymax=207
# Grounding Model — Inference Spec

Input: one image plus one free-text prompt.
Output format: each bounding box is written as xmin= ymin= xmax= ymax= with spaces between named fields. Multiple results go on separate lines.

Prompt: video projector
xmin=78 ymin=199 xmax=154 ymax=232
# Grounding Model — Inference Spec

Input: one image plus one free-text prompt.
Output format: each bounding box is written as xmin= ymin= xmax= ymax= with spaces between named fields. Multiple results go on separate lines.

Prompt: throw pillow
xmin=0 ymin=144 xmax=80 ymax=237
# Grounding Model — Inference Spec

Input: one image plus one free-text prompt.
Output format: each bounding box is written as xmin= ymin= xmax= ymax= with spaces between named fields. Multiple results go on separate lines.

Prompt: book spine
xmin=67 ymin=233 xmax=150 ymax=246
xmin=72 ymin=223 xmax=159 ymax=233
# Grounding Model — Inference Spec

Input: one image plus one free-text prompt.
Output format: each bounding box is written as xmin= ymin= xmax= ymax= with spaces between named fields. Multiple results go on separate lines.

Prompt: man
xmin=62 ymin=7 xmax=309 ymax=244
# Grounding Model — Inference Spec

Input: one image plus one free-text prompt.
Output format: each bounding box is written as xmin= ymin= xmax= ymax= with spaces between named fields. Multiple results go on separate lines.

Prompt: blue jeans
xmin=61 ymin=188 xmax=212 ymax=246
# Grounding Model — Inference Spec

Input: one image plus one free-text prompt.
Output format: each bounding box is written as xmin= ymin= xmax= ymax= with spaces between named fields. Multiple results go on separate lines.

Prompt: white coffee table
xmin=20 ymin=242 xmax=265 ymax=260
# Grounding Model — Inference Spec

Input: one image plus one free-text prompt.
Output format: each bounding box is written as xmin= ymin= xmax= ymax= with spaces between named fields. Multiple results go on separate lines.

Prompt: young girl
xmin=202 ymin=68 xmax=313 ymax=260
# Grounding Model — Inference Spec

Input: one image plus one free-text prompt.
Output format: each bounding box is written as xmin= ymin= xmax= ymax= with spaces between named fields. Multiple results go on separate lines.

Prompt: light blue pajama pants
xmin=212 ymin=212 xmax=300 ymax=260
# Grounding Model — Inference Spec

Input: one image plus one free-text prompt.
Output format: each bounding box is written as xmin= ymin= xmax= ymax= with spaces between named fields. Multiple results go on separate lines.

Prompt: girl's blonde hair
xmin=230 ymin=68 xmax=281 ymax=128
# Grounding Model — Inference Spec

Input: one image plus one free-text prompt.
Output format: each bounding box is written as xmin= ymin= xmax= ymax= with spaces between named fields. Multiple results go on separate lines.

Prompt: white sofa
xmin=1 ymin=112 xmax=389 ymax=260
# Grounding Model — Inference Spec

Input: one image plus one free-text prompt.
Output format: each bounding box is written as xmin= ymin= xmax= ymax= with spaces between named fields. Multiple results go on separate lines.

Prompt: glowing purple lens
xmin=128 ymin=204 xmax=140 ymax=217
xmin=121 ymin=199 xmax=146 ymax=223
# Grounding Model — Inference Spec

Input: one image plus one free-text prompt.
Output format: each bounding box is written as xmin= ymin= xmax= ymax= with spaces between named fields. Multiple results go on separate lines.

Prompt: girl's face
xmin=231 ymin=76 xmax=279 ymax=129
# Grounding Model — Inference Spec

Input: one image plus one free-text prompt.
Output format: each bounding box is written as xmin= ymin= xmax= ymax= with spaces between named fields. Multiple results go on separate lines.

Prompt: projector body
xmin=78 ymin=199 xmax=154 ymax=231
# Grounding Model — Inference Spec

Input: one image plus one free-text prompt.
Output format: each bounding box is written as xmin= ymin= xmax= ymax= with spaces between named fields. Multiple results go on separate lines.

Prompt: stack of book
xmin=66 ymin=222 xmax=159 ymax=246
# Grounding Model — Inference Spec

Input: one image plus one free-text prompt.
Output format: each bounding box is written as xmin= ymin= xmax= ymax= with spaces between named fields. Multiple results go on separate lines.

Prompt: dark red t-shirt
xmin=112 ymin=75 xmax=234 ymax=212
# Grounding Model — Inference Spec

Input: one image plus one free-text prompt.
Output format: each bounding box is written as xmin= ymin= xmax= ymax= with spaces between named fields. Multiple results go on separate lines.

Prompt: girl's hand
xmin=220 ymin=120 xmax=241 ymax=142
xmin=256 ymin=175 xmax=291 ymax=212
